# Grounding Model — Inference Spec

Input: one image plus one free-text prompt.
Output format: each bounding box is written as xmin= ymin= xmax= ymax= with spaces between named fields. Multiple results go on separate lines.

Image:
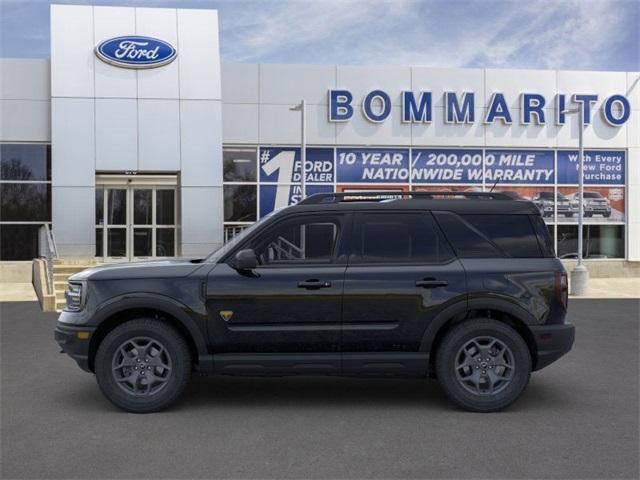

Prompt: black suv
xmin=55 ymin=191 xmax=574 ymax=413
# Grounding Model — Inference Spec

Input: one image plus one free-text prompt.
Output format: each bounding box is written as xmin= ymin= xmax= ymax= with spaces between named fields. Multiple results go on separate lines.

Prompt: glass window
xmin=352 ymin=212 xmax=454 ymax=264
xmin=95 ymin=188 xmax=104 ymax=226
xmin=95 ymin=228 xmax=103 ymax=257
xmin=0 ymin=183 xmax=51 ymax=221
xmin=156 ymin=190 xmax=175 ymax=225
xmin=223 ymin=148 xmax=257 ymax=182
xmin=557 ymin=225 xmax=624 ymax=259
xmin=0 ymin=144 xmax=50 ymax=181
xmin=107 ymin=228 xmax=127 ymax=257
xmin=224 ymin=185 xmax=256 ymax=222
xmin=434 ymin=212 xmax=502 ymax=258
xmin=530 ymin=216 xmax=556 ymax=257
xmin=107 ymin=189 xmax=127 ymax=225
xmin=133 ymin=190 xmax=152 ymax=225
xmin=254 ymin=216 xmax=340 ymax=265
xmin=156 ymin=228 xmax=175 ymax=257
xmin=0 ymin=224 xmax=40 ymax=260
xmin=133 ymin=228 xmax=152 ymax=256
xmin=461 ymin=214 xmax=542 ymax=258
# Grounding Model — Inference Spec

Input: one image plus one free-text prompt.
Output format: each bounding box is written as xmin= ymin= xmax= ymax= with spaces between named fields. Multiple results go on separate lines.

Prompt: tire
xmin=435 ymin=319 xmax=531 ymax=412
xmin=604 ymin=212 xmax=611 ymax=218
xmin=95 ymin=318 xmax=192 ymax=413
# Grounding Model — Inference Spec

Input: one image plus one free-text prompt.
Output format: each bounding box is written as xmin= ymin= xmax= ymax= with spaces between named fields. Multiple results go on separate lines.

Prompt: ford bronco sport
xmin=55 ymin=191 xmax=575 ymax=413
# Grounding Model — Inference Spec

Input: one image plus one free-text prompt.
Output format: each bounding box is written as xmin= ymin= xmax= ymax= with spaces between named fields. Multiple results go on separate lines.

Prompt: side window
xmin=254 ymin=216 xmax=340 ymax=265
xmin=461 ymin=214 xmax=542 ymax=258
xmin=433 ymin=212 xmax=503 ymax=258
xmin=352 ymin=212 xmax=454 ymax=264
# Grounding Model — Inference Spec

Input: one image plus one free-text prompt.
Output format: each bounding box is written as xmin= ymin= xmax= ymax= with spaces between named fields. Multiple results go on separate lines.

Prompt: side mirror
xmin=233 ymin=249 xmax=258 ymax=271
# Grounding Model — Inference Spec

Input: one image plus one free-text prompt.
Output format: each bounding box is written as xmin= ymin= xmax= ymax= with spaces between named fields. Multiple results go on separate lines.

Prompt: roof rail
xmin=299 ymin=190 xmax=512 ymax=205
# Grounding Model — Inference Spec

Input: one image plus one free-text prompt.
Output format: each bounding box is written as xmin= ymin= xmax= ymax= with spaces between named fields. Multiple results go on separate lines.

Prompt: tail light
xmin=555 ymin=271 xmax=568 ymax=309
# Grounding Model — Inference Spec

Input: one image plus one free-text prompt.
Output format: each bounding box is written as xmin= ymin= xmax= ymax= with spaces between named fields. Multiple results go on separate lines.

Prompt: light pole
xmin=563 ymin=104 xmax=589 ymax=295
xmin=289 ymin=100 xmax=306 ymax=199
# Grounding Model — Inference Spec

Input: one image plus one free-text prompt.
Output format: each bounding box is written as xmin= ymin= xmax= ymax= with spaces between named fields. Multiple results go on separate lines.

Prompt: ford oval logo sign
xmin=95 ymin=36 xmax=177 ymax=69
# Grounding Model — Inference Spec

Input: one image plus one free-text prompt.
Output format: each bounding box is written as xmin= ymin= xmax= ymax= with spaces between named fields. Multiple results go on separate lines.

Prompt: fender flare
xmin=90 ymin=293 xmax=208 ymax=357
xmin=419 ymin=298 xmax=468 ymax=353
xmin=419 ymin=295 xmax=536 ymax=353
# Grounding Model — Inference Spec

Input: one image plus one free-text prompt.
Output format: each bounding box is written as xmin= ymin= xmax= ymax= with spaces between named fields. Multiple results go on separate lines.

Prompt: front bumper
xmin=530 ymin=323 xmax=575 ymax=371
xmin=54 ymin=322 xmax=96 ymax=373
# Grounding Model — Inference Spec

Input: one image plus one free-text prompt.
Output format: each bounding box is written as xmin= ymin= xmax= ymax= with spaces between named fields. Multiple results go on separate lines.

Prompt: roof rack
xmin=299 ymin=190 xmax=513 ymax=205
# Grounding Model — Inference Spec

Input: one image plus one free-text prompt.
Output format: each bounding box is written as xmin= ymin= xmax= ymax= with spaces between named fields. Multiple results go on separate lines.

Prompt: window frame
xmin=347 ymin=210 xmax=457 ymax=267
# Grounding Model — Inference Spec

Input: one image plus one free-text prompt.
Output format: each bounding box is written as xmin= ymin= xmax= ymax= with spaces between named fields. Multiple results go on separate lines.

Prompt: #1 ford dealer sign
xmin=95 ymin=35 xmax=177 ymax=69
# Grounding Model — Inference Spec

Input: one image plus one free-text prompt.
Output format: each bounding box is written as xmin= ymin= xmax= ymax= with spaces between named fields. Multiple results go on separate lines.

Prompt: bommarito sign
xmin=328 ymin=89 xmax=631 ymax=126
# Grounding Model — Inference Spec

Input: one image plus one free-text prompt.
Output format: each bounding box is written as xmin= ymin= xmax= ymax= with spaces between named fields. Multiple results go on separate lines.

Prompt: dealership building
xmin=1 ymin=4 xmax=639 ymax=283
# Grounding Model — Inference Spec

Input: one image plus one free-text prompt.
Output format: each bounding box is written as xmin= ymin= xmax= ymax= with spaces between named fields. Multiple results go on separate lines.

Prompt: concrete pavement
xmin=1 ymin=299 xmax=638 ymax=479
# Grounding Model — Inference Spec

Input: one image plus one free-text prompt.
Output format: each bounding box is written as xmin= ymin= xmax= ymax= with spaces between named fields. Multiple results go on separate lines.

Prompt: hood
xmin=69 ymin=258 xmax=205 ymax=281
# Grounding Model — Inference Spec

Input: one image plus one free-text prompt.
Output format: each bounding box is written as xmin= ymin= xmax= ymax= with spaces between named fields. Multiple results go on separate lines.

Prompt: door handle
xmin=415 ymin=278 xmax=448 ymax=288
xmin=298 ymin=279 xmax=332 ymax=289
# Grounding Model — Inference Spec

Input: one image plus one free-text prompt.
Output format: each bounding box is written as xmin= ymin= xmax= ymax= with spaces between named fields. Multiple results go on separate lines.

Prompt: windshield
xmin=205 ymin=212 xmax=275 ymax=263
xmin=538 ymin=192 xmax=554 ymax=199
xmin=584 ymin=192 xmax=603 ymax=198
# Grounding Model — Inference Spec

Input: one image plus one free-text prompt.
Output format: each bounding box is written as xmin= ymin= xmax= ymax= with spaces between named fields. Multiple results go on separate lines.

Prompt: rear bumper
xmin=530 ymin=323 xmax=575 ymax=371
xmin=54 ymin=322 xmax=95 ymax=373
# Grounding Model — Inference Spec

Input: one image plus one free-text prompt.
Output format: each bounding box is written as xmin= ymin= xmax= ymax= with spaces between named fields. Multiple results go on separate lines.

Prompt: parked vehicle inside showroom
xmin=567 ymin=191 xmax=612 ymax=218
xmin=531 ymin=191 xmax=576 ymax=218
xmin=55 ymin=191 xmax=574 ymax=414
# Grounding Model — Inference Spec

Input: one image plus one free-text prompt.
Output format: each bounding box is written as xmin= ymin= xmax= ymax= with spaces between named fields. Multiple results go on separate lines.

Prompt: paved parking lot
xmin=1 ymin=300 xmax=638 ymax=479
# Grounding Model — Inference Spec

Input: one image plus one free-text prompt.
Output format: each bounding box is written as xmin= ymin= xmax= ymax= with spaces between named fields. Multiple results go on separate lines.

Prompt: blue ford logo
xmin=95 ymin=36 xmax=177 ymax=69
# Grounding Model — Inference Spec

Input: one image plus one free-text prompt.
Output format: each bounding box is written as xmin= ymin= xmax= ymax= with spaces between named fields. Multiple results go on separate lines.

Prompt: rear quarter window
xmin=460 ymin=214 xmax=543 ymax=258
xmin=530 ymin=215 xmax=556 ymax=257
xmin=433 ymin=212 xmax=503 ymax=258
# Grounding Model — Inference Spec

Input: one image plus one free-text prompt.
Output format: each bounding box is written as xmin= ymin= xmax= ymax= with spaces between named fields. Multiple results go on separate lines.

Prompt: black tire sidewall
xmin=436 ymin=319 xmax=531 ymax=412
xmin=95 ymin=319 xmax=191 ymax=413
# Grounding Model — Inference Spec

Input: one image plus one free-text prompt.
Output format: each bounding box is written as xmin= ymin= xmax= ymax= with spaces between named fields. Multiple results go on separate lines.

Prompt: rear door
xmin=341 ymin=211 xmax=466 ymax=374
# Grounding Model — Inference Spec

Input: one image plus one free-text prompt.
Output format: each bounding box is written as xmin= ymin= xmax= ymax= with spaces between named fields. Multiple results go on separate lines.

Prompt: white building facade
xmin=1 ymin=4 xmax=639 ymax=280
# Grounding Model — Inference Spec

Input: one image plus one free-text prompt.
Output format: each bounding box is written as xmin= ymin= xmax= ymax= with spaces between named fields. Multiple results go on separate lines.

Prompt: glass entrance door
xmin=96 ymin=185 xmax=176 ymax=261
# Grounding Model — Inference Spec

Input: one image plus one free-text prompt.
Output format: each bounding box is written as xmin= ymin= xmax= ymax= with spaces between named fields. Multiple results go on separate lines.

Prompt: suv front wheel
xmin=436 ymin=319 xmax=531 ymax=412
xmin=95 ymin=319 xmax=192 ymax=413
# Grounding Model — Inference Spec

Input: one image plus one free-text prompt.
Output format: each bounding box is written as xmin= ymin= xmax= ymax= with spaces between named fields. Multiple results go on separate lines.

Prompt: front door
xmin=96 ymin=182 xmax=177 ymax=261
xmin=206 ymin=213 xmax=349 ymax=373
xmin=341 ymin=211 xmax=466 ymax=374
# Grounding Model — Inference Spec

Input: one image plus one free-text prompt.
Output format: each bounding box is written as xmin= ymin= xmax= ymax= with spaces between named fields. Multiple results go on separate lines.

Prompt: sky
xmin=0 ymin=0 xmax=638 ymax=71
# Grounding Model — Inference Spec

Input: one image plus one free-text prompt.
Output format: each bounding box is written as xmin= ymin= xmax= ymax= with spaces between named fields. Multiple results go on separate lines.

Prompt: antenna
xmin=489 ymin=178 xmax=499 ymax=193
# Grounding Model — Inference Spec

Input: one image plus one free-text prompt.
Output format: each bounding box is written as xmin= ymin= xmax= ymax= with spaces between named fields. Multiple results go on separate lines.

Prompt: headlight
xmin=65 ymin=282 xmax=85 ymax=312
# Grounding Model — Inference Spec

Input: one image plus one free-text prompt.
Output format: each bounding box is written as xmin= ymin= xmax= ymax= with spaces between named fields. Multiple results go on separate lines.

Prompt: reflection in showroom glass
xmin=557 ymin=225 xmax=624 ymax=259
xmin=223 ymin=148 xmax=257 ymax=182
xmin=224 ymin=184 xmax=256 ymax=222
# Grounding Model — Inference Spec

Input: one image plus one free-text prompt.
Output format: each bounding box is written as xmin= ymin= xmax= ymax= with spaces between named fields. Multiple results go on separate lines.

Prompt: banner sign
xmin=411 ymin=149 xmax=483 ymax=184
xmin=336 ymin=148 xmax=410 ymax=183
xmin=484 ymin=150 xmax=554 ymax=184
xmin=260 ymin=184 xmax=333 ymax=217
xmin=557 ymin=150 xmax=625 ymax=185
xmin=259 ymin=147 xmax=334 ymax=184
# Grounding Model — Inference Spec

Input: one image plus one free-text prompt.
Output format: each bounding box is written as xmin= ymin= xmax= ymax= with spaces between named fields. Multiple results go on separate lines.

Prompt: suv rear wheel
xmin=95 ymin=319 xmax=192 ymax=413
xmin=436 ymin=319 xmax=531 ymax=412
